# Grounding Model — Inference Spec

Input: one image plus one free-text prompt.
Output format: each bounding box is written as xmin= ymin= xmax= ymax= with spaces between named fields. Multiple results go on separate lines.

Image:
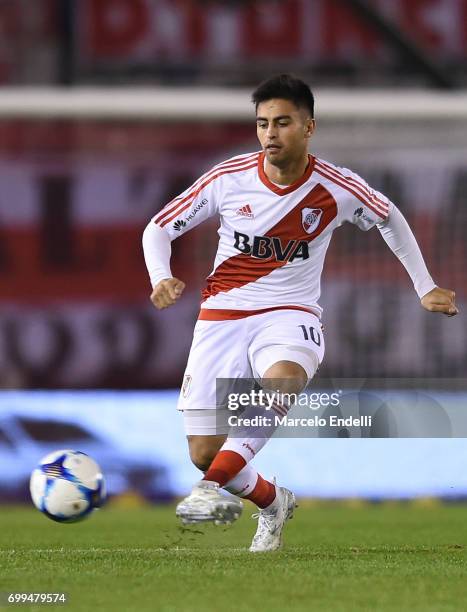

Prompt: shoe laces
xmin=251 ymin=508 xmax=278 ymax=533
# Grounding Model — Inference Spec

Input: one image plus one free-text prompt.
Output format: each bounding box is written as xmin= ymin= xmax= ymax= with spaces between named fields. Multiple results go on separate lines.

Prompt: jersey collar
xmin=258 ymin=152 xmax=315 ymax=195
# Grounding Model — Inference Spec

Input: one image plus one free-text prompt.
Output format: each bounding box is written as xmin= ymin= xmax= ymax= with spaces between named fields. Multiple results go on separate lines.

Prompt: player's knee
xmin=187 ymin=436 xmax=224 ymax=472
xmin=261 ymin=360 xmax=308 ymax=394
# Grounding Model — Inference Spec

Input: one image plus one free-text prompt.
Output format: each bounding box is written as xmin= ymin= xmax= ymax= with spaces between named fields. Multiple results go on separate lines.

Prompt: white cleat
xmin=249 ymin=485 xmax=296 ymax=552
xmin=176 ymin=480 xmax=243 ymax=525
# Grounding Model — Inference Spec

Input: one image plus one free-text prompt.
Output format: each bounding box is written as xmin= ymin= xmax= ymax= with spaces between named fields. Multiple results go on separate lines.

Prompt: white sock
xmin=220 ymin=399 xmax=290 ymax=462
xmin=219 ymin=435 xmax=269 ymax=463
xmin=223 ymin=463 xmax=259 ymax=497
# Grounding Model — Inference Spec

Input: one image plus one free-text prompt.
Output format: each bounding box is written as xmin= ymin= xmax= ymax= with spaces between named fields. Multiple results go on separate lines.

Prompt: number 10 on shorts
xmin=298 ymin=324 xmax=321 ymax=346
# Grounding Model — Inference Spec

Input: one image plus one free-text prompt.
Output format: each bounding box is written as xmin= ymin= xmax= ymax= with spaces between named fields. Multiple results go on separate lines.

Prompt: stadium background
xmin=0 ymin=0 xmax=466 ymax=503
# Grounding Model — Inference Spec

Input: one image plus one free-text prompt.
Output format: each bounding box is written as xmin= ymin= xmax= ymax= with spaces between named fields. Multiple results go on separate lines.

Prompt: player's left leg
xmin=203 ymin=311 xmax=323 ymax=490
xmin=246 ymin=359 xmax=306 ymax=552
xmin=202 ymin=358 xmax=307 ymax=488
xmin=202 ymin=358 xmax=309 ymax=550
xmin=201 ymin=309 xmax=325 ymax=550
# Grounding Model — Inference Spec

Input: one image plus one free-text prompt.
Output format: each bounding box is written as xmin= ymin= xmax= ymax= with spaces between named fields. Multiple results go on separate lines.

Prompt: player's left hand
xmin=421 ymin=287 xmax=458 ymax=316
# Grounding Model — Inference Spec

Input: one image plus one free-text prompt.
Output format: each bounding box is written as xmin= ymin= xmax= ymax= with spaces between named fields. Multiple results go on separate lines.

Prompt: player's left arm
xmin=340 ymin=164 xmax=458 ymax=317
xmin=377 ymin=203 xmax=458 ymax=316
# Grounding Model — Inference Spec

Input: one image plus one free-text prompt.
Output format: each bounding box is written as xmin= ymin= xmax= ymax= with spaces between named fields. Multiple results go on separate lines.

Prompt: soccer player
xmin=143 ymin=74 xmax=457 ymax=552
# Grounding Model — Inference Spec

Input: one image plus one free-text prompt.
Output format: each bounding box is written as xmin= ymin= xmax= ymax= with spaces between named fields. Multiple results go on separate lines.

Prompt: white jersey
xmin=153 ymin=151 xmax=391 ymax=319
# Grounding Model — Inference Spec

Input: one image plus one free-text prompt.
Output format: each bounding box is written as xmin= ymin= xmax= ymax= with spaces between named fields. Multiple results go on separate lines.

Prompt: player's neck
xmin=264 ymin=153 xmax=310 ymax=186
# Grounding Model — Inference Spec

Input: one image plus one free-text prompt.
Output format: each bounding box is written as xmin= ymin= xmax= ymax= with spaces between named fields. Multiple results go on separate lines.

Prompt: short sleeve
xmin=152 ymin=168 xmax=220 ymax=239
xmin=338 ymin=166 xmax=392 ymax=231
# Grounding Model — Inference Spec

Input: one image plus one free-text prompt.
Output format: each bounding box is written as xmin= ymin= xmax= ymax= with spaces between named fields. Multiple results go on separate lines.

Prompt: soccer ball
xmin=30 ymin=449 xmax=106 ymax=523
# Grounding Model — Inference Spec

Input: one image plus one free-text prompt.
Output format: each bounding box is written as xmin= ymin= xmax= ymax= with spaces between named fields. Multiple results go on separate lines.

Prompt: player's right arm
xmin=150 ymin=277 xmax=186 ymax=310
xmin=142 ymin=166 xmax=221 ymax=309
xmin=142 ymin=221 xmax=185 ymax=309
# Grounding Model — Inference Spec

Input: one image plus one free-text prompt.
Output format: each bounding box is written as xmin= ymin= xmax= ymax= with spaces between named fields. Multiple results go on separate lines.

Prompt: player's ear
xmin=305 ymin=118 xmax=315 ymax=139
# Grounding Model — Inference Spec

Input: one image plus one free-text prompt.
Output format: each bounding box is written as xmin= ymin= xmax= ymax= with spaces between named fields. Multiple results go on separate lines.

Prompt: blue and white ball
xmin=30 ymin=450 xmax=106 ymax=523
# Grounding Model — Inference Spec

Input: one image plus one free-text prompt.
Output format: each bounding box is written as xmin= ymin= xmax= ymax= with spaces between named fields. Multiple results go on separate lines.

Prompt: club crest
xmin=182 ymin=374 xmax=192 ymax=397
xmin=301 ymin=208 xmax=323 ymax=234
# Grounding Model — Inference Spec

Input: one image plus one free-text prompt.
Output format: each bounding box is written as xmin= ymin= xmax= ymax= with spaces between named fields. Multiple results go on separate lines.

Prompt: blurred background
xmin=0 ymin=0 xmax=466 ymax=503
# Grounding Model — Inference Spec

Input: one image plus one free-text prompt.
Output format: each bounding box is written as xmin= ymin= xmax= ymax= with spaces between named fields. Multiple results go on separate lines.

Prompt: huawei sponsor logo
xmin=172 ymin=198 xmax=208 ymax=231
xmin=353 ymin=206 xmax=373 ymax=223
xmin=173 ymin=219 xmax=187 ymax=231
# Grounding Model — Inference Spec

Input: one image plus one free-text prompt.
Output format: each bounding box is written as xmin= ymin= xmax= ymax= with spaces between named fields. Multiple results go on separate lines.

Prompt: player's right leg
xmin=175 ymin=419 xmax=244 ymax=525
xmin=177 ymin=420 xmax=283 ymax=526
xmin=175 ymin=318 xmax=248 ymax=525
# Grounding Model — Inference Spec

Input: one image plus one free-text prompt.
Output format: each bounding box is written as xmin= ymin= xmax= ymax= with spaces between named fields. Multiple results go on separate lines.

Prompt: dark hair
xmin=252 ymin=74 xmax=314 ymax=118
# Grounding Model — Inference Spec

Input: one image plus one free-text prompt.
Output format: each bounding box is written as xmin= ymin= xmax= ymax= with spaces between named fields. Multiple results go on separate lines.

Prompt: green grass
xmin=1 ymin=502 xmax=467 ymax=611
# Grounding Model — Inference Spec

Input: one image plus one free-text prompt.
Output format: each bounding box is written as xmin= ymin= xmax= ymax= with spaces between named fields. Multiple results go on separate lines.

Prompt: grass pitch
xmin=1 ymin=502 xmax=467 ymax=611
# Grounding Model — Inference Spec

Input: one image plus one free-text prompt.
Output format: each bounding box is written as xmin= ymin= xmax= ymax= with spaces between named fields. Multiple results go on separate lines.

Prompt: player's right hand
xmin=150 ymin=278 xmax=186 ymax=310
xmin=420 ymin=286 xmax=458 ymax=316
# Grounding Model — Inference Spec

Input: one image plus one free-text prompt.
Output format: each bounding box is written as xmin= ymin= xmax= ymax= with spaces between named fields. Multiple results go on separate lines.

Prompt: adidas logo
xmin=173 ymin=219 xmax=187 ymax=231
xmin=236 ymin=204 xmax=254 ymax=219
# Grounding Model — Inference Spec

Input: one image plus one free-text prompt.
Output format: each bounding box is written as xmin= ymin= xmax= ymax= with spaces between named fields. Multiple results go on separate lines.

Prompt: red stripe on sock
xmin=203 ymin=450 xmax=246 ymax=487
xmin=244 ymin=474 xmax=276 ymax=509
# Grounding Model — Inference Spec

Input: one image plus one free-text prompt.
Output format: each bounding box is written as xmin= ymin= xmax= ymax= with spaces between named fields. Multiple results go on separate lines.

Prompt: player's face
xmin=256 ymin=99 xmax=314 ymax=167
